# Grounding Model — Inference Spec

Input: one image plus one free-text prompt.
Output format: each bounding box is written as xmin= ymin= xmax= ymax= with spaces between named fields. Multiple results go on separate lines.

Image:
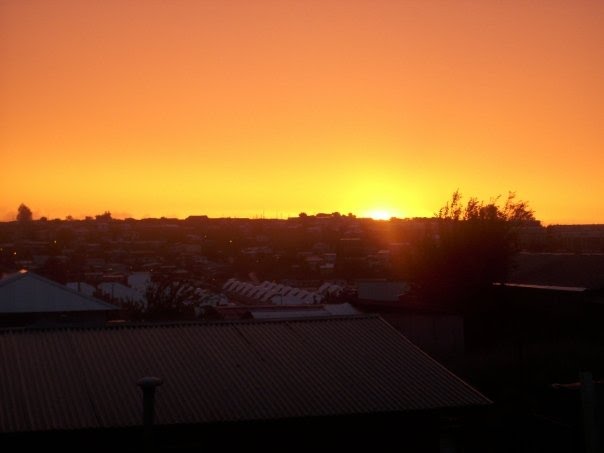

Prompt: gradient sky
xmin=1 ymin=1 xmax=603 ymax=223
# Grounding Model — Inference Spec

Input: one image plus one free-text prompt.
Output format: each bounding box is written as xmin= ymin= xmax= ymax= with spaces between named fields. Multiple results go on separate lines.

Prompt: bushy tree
xmin=16 ymin=203 xmax=33 ymax=222
xmin=413 ymin=191 xmax=538 ymax=312
xmin=144 ymin=278 xmax=197 ymax=320
xmin=437 ymin=190 xmax=536 ymax=224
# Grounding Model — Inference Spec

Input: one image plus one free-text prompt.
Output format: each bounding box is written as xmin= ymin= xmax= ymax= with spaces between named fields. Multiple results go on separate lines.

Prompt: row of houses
xmin=222 ymin=278 xmax=344 ymax=305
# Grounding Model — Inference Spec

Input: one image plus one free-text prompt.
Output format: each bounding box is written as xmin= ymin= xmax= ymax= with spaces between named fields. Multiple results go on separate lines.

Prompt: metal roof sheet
xmin=0 ymin=316 xmax=490 ymax=433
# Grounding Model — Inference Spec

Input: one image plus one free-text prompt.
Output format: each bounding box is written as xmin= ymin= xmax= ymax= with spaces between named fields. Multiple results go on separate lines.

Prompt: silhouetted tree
xmin=413 ymin=191 xmax=538 ymax=312
xmin=16 ymin=204 xmax=33 ymax=222
xmin=144 ymin=278 xmax=197 ymax=320
xmin=437 ymin=190 xmax=536 ymax=224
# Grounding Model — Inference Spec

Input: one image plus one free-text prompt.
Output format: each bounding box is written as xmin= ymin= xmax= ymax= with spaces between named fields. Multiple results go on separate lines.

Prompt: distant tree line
xmin=12 ymin=204 xmax=116 ymax=223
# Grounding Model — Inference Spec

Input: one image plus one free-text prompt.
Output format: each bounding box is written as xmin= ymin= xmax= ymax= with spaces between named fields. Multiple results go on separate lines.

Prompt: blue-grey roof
xmin=0 ymin=272 xmax=117 ymax=313
xmin=0 ymin=315 xmax=490 ymax=433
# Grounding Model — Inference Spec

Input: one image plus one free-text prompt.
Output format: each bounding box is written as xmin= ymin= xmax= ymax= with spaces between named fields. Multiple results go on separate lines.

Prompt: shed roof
xmin=0 ymin=315 xmax=489 ymax=433
xmin=509 ymin=252 xmax=604 ymax=289
xmin=0 ymin=272 xmax=117 ymax=314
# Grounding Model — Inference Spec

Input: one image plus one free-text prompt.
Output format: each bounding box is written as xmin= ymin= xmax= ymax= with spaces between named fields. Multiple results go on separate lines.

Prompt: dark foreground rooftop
xmin=0 ymin=315 xmax=490 ymax=434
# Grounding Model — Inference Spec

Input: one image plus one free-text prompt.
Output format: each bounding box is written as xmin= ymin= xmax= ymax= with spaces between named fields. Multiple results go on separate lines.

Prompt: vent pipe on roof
xmin=137 ymin=376 xmax=163 ymax=447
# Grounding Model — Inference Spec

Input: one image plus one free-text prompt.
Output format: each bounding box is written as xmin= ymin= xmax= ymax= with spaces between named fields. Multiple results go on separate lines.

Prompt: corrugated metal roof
xmin=0 ymin=272 xmax=117 ymax=314
xmin=0 ymin=315 xmax=490 ymax=433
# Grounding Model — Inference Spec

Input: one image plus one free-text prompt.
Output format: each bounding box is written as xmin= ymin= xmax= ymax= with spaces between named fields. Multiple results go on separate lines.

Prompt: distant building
xmin=185 ymin=215 xmax=209 ymax=223
xmin=222 ymin=278 xmax=334 ymax=305
xmin=127 ymin=271 xmax=152 ymax=293
xmin=66 ymin=281 xmax=97 ymax=297
xmin=98 ymin=281 xmax=146 ymax=305
xmin=0 ymin=271 xmax=117 ymax=326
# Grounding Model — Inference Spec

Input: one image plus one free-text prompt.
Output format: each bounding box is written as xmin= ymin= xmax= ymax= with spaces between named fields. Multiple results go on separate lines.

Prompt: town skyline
xmin=3 ymin=194 xmax=601 ymax=226
xmin=4 ymin=201 xmax=604 ymax=226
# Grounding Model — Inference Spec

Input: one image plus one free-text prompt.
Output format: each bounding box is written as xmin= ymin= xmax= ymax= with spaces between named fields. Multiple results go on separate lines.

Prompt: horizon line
xmin=5 ymin=214 xmax=602 ymax=228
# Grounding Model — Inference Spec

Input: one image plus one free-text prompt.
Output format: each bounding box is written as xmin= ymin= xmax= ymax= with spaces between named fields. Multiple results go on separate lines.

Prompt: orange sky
xmin=1 ymin=1 xmax=603 ymax=223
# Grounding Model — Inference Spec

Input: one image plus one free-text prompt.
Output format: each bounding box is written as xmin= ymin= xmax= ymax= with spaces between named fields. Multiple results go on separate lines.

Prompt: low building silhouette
xmin=0 ymin=271 xmax=117 ymax=327
xmin=0 ymin=315 xmax=491 ymax=450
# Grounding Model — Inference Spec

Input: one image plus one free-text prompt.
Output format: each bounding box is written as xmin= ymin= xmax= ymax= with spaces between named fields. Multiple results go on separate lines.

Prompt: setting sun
xmin=1 ymin=1 xmax=603 ymax=223
xmin=364 ymin=209 xmax=395 ymax=221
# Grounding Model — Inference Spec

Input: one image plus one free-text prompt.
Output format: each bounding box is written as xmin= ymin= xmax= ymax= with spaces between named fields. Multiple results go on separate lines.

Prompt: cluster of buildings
xmin=0 ymin=269 xmax=492 ymax=451
xmin=1 ymin=216 xmax=604 ymax=450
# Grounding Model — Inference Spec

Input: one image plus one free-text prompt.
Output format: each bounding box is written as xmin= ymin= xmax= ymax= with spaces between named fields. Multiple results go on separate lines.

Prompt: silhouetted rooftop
xmin=509 ymin=252 xmax=604 ymax=290
xmin=0 ymin=315 xmax=490 ymax=433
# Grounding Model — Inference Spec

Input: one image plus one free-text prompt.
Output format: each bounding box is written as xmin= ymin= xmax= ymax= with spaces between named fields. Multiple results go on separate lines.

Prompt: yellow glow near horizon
xmin=364 ymin=209 xmax=395 ymax=221
xmin=1 ymin=1 xmax=604 ymax=224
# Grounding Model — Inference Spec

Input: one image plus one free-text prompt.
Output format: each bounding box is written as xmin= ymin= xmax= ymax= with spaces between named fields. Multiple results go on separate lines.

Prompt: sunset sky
xmin=1 ymin=1 xmax=603 ymax=223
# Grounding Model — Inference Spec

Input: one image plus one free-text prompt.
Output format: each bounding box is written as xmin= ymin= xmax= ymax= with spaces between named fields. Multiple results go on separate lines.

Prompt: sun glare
xmin=366 ymin=209 xmax=393 ymax=221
